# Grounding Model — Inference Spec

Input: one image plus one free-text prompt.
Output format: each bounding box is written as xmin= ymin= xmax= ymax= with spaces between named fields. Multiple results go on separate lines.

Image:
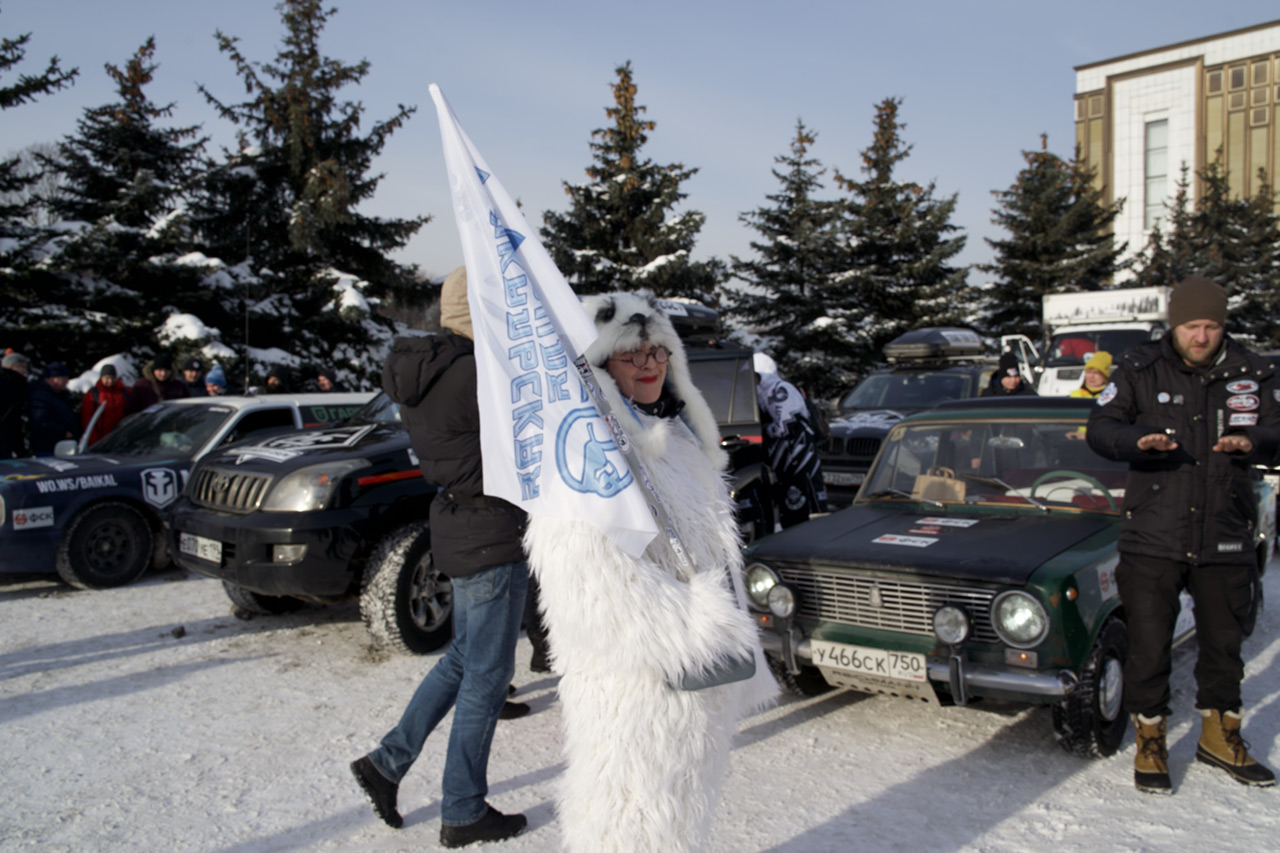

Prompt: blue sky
xmin=6 ymin=2 xmax=1280 ymax=283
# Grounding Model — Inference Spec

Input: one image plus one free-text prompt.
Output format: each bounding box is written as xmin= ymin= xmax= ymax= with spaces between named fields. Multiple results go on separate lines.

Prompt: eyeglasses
xmin=609 ymin=347 xmax=670 ymax=369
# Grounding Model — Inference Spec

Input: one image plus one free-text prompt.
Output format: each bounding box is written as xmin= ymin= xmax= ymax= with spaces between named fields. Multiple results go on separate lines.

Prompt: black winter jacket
xmin=1087 ymin=336 xmax=1278 ymax=566
xmin=382 ymin=333 xmax=527 ymax=577
xmin=28 ymin=380 xmax=80 ymax=454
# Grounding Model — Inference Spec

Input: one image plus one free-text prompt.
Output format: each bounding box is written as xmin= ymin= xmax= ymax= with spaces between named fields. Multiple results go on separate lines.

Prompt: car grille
xmin=189 ymin=466 xmax=273 ymax=513
xmin=777 ymin=565 xmax=999 ymax=643
xmin=823 ymin=437 xmax=881 ymax=459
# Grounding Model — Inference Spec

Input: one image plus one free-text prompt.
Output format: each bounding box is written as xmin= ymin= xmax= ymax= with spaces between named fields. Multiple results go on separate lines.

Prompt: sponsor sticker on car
xmin=12 ymin=506 xmax=54 ymax=530
xmin=873 ymin=533 xmax=937 ymax=548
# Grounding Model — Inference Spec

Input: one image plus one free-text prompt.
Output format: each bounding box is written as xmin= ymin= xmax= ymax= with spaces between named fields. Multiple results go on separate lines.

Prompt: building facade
xmin=1075 ymin=19 xmax=1280 ymax=269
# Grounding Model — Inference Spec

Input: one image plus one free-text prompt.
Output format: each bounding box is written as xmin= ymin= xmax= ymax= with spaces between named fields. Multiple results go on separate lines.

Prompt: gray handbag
xmin=674 ymin=651 xmax=757 ymax=691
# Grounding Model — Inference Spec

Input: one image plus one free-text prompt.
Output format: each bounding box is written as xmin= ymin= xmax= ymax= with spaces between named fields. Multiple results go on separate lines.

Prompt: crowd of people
xmin=0 ymin=352 xmax=351 ymax=459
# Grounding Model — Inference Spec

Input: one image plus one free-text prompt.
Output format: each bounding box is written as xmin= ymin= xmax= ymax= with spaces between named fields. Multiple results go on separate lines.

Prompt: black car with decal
xmin=0 ymin=393 xmax=371 ymax=589
xmin=746 ymin=397 xmax=1274 ymax=757
xmin=168 ymin=337 xmax=778 ymax=656
xmin=821 ymin=327 xmax=997 ymax=507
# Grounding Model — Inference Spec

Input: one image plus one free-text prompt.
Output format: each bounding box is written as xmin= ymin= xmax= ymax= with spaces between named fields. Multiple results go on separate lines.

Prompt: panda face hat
xmin=581 ymin=291 xmax=727 ymax=471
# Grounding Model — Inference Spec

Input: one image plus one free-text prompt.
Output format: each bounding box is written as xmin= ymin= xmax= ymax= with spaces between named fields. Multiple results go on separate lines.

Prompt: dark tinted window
xmin=222 ymin=409 xmax=297 ymax=445
xmin=840 ymin=372 xmax=974 ymax=409
xmin=1046 ymin=329 xmax=1151 ymax=367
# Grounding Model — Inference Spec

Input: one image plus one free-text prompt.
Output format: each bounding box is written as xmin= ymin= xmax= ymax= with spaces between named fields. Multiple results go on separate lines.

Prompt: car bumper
xmin=168 ymin=503 xmax=364 ymax=600
xmin=759 ymin=628 xmax=1078 ymax=701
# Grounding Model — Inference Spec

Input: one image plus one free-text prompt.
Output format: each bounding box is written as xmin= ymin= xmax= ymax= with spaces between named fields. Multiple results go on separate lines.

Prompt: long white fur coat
xmin=526 ymin=372 xmax=777 ymax=853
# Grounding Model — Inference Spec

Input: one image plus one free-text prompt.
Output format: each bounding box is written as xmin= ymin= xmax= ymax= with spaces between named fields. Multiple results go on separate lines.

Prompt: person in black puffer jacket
xmin=1088 ymin=276 xmax=1279 ymax=794
xmin=350 ymin=266 xmax=529 ymax=847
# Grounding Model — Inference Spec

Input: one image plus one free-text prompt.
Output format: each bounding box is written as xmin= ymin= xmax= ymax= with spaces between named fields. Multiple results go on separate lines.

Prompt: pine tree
xmin=1130 ymin=158 xmax=1280 ymax=348
xmin=978 ymin=135 xmax=1128 ymax=340
xmin=727 ymin=120 xmax=845 ymax=395
xmin=4 ymin=39 xmax=213 ymax=365
xmin=0 ymin=19 xmax=77 ymax=265
xmin=832 ymin=97 xmax=969 ymax=380
xmin=190 ymin=0 xmax=429 ymax=384
xmin=540 ymin=61 xmax=723 ymax=303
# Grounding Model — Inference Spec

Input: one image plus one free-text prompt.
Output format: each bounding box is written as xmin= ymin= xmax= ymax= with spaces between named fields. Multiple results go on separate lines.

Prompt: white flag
xmin=429 ymin=84 xmax=658 ymax=558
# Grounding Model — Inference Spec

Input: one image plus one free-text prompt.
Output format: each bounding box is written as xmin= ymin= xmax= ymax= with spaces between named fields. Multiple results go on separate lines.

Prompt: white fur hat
xmin=581 ymin=291 xmax=727 ymax=471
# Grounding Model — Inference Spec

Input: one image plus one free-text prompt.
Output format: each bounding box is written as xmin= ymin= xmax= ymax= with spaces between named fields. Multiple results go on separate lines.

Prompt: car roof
xmin=158 ymin=392 xmax=375 ymax=411
xmin=911 ymin=396 xmax=1096 ymax=420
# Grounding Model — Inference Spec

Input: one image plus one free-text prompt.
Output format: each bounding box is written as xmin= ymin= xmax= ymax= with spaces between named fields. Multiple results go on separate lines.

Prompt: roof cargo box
xmin=883 ymin=327 xmax=985 ymax=362
xmin=659 ymin=298 xmax=721 ymax=346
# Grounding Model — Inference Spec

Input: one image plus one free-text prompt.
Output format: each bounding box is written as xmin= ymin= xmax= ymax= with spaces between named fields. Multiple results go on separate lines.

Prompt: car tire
xmin=360 ymin=521 xmax=452 ymax=655
xmin=55 ymin=501 xmax=154 ymax=590
xmin=222 ymin=581 xmax=305 ymax=615
xmin=1052 ymin=617 xmax=1128 ymax=758
xmin=766 ymin=653 xmax=832 ymax=698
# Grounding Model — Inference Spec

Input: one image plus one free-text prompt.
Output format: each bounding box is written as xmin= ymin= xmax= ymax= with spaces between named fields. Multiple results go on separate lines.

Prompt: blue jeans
xmin=368 ymin=560 xmax=529 ymax=825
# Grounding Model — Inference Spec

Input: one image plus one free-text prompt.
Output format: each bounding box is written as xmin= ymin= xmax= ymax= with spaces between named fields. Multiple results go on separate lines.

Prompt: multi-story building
xmin=1075 ymin=19 xmax=1280 ymax=269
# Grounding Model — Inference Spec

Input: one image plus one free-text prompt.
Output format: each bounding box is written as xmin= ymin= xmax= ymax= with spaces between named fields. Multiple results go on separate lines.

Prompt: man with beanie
xmin=128 ymin=353 xmax=189 ymax=414
xmin=754 ymin=351 xmax=828 ymax=527
xmin=983 ymin=351 xmax=1037 ymax=396
xmin=81 ymin=364 xmax=131 ymax=445
xmin=351 ymin=266 xmax=529 ymax=847
xmin=0 ymin=352 xmax=30 ymax=458
xmin=1088 ymin=275 xmax=1278 ymax=793
xmin=182 ymin=358 xmax=208 ymax=397
xmin=28 ymin=361 xmax=80 ymax=455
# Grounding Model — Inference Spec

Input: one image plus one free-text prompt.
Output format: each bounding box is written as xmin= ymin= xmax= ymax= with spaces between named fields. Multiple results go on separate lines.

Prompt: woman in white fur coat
xmin=525 ymin=292 xmax=777 ymax=853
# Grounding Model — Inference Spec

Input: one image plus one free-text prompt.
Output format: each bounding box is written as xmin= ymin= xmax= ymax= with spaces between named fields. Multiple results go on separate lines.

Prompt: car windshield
xmin=89 ymin=404 xmax=235 ymax=458
xmin=1045 ymin=329 xmax=1153 ymax=367
xmin=859 ymin=418 xmax=1129 ymax=513
xmin=348 ymin=391 xmax=402 ymax=424
xmin=839 ymin=372 xmax=975 ymax=410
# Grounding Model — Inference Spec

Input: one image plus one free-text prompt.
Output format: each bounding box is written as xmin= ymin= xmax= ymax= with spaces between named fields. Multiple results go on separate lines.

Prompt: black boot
xmin=440 ymin=805 xmax=527 ymax=848
xmin=350 ymin=755 xmax=403 ymax=828
xmin=499 ymin=700 xmax=530 ymax=720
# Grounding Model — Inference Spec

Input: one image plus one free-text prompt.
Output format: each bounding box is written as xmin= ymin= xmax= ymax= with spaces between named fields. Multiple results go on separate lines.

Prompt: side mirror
xmin=54 ymin=439 xmax=78 ymax=457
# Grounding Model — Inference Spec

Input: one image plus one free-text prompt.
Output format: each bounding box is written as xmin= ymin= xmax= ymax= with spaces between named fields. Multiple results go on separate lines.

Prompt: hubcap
xmin=84 ymin=520 xmax=133 ymax=576
xmin=1099 ymin=657 xmax=1124 ymax=722
xmin=408 ymin=555 xmax=451 ymax=632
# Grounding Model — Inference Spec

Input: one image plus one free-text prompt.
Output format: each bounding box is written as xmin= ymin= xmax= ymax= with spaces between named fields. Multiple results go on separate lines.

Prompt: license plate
xmin=179 ymin=532 xmax=222 ymax=564
xmin=809 ymin=639 xmax=926 ymax=682
xmin=823 ymin=471 xmax=865 ymax=486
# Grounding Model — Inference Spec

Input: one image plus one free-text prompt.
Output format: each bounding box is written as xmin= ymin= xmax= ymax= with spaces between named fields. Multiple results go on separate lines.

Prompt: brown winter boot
xmin=1133 ymin=714 xmax=1172 ymax=794
xmin=1196 ymin=709 xmax=1276 ymax=787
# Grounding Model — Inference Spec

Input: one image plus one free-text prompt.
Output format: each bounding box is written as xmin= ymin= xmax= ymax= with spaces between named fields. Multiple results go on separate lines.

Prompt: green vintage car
xmin=746 ymin=397 xmax=1275 ymax=757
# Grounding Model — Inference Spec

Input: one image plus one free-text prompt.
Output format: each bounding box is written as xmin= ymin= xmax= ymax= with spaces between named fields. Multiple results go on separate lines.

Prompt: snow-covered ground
xmin=3 ymin=557 xmax=1278 ymax=852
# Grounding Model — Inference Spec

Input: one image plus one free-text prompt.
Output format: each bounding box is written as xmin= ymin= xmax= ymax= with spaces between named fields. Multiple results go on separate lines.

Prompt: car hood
xmin=0 ymin=452 xmax=174 ymax=485
xmin=750 ymin=504 xmax=1114 ymax=585
xmin=829 ymin=409 xmax=911 ymax=436
xmin=198 ymin=422 xmax=411 ymax=472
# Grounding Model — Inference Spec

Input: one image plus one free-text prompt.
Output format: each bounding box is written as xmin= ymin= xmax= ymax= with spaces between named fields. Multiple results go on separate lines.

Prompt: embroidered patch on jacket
xmin=1228 ymin=413 xmax=1259 ymax=426
xmin=1157 ymin=392 xmax=1170 ymax=403
xmin=1226 ymin=394 xmax=1259 ymax=411
xmin=1097 ymin=383 xmax=1118 ymax=406
xmin=1226 ymin=379 xmax=1259 ymax=394
xmin=1217 ymin=542 xmax=1244 ymax=553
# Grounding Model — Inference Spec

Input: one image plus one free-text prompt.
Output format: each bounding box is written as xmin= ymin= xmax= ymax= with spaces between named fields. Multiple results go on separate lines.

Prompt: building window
xmin=1144 ymin=119 xmax=1169 ymax=231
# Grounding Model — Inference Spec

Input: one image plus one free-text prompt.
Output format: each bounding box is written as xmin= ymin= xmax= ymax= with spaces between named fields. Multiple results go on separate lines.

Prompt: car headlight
xmin=260 ymin=459 xmax=369 ymax=512
xmin=991 ymin=591 xmax=1049 ymax=649
xmin=767 ymin=584 xmax=796 ymax=618
xmin=933 ymin=605 xmax=971 ymax=645
xmin=745 ymin=563 xmax=779 ymax=609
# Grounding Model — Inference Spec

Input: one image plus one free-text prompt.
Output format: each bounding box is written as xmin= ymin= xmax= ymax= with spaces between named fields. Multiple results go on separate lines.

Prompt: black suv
xmin=820 ymin=328 xmax=996 ymax=507
xmin=170 ymin=315 xmax=777 ymax=654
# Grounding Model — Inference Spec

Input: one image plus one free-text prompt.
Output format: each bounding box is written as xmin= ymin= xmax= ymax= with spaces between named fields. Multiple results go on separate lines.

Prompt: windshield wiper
xmin=958 ymin=473 xmax=1049 ymax=513
xmin=863 ymin=488 xmax=944 ymax=509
